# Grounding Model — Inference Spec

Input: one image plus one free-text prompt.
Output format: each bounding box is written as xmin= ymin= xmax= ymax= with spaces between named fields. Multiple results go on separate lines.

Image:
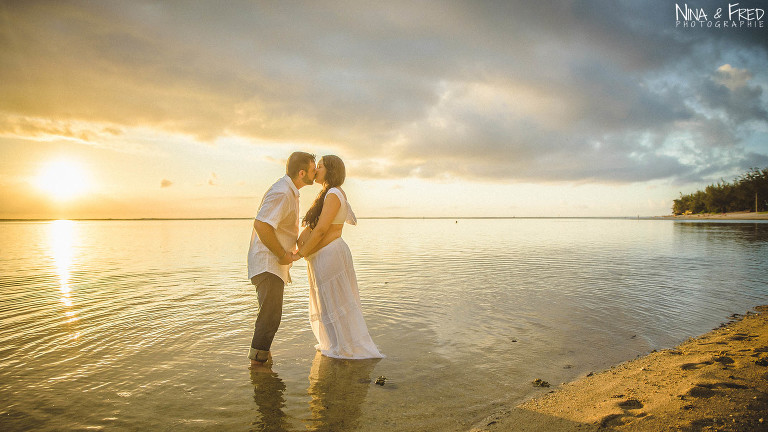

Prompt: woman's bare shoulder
xmin=326 ymin=187 xmax=346 ymax=201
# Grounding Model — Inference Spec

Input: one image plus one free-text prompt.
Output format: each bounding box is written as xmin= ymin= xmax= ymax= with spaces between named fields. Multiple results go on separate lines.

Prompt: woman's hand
xmin=298 ymin=227 xmax=311 ymax=249
xmin=277 ymin=250 xmax=294 ymax=265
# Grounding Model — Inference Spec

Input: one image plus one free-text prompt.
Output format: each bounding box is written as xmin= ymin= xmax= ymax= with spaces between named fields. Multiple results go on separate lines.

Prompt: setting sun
xmin=35 ymin=160 xmax=90 ymax=201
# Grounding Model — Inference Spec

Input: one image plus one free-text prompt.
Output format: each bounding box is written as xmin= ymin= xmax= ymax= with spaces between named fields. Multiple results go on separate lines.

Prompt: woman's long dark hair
xmin=302 ymin=155 xmax=346 ymax=229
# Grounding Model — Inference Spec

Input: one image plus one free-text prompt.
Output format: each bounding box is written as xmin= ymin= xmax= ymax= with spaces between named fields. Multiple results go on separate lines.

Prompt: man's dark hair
xmin=286 ymin=152 xmax=316 ymax=178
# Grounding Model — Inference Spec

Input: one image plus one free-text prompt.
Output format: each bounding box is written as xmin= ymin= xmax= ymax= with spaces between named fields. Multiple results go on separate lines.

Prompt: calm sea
xmin=2 ymin=218 xmax=767 ymax=431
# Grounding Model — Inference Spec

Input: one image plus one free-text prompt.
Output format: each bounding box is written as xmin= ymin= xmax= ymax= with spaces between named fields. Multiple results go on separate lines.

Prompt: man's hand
xmin=291 ymin=251 xmax=303 ymax=262
xmin=255 ymin=220 xmax=294 ymax=265
xmin=277 ymin=250 xmax=293 ymax=265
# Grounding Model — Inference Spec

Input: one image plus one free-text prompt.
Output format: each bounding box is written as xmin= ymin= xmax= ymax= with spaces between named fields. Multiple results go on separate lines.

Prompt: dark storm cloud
xmin=1 ymin=0 xmax=766 ymax=185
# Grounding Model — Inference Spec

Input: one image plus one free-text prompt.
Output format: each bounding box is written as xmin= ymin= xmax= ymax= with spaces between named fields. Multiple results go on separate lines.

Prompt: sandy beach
xmin=471 ymin=306 xmax=768 ymax=431
xmin=659 ymin=211 xmax=768 ymax=221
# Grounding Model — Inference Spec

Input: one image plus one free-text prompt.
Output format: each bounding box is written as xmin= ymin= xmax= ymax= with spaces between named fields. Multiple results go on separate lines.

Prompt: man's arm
xmin=254 ymin=219 xmax=293 ymax=265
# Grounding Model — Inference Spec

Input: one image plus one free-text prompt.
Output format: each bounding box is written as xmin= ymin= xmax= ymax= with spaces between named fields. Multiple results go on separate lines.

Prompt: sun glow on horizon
xmin=35 ymin=160 xmax=91 ymax=201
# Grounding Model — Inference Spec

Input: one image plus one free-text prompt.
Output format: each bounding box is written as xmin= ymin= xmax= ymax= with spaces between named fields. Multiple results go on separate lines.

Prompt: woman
xmin=296 ymin=155 xmax=384 ymax=359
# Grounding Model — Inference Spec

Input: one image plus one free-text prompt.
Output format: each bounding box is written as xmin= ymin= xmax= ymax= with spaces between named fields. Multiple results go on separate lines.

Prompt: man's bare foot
xmin=249 ymin=359 xmax=274 ymax=373
xmin=249 ymin=351 xmax=274 ymax=371
xmin=249 ymin=350 xmax=273 ymax=371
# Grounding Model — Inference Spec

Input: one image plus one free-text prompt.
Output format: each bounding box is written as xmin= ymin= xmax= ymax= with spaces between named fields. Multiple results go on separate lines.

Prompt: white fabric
xmin=247 ymin=175 xmax=300 ymax=283
xmin=306 ymin=238 xmax=384 ymax=359
xmin=326 ymin=187 xmax=357 ymax=226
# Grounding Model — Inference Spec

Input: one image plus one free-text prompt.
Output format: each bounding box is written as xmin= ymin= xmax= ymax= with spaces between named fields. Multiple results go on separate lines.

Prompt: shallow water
xmin=1 ymin=218 xmax=767 ymax=431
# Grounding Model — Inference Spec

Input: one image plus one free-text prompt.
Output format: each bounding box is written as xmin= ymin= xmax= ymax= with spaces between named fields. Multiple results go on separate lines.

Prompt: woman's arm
xmin=298 ymin=193 xmax=341 ymax=258
xmin=297 ymin=226 xmax=311 ymax=249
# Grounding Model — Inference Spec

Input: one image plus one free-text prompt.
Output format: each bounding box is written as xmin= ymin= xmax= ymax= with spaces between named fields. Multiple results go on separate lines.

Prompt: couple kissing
xmin=246 ymin=152 xmax=384 ymax=370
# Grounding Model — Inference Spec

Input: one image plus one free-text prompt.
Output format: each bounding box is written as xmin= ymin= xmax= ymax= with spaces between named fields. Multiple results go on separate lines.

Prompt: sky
xmin=1 ymin=0 xmax=767 ymax=219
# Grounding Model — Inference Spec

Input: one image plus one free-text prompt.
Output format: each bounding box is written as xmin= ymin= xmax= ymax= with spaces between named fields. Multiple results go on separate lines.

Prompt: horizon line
xmin=0 ymin=216 xmax=662 ymax=222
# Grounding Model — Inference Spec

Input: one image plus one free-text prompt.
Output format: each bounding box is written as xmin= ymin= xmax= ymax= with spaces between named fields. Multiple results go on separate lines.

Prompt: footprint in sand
xmin=600 ymin=413 xmax=628 ymax=427
xmin=687 ymin=384 xmax=717 ymax=398
xmin=713 ymin=356 xmax=734 ymax=366
xmin=600 ymin=399 xmax=646 ymax=427
xmin=685 ymin=382 xmax=749 ymax=398
xmin=617 ymin=399 xmax=644 ymax=410
xmin=681 ymin=360 xmax=713 ymax=370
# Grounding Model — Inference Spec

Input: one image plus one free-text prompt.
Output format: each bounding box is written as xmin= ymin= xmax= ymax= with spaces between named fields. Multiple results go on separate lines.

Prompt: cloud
xmin=1 ymin=0 xmax=766 ymax=186
xmin=716 ymin=64 xmax=752 ymax=90
xmin=160 ymin=179 xmax=173 ymax=188
xmin=0 ymin=115 xmax=108 ymax=142
xmin=698 ymin=64 xmax=768 ymax=124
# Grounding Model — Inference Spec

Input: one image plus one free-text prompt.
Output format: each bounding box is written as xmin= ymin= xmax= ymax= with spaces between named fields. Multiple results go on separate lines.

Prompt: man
xmin=247 ymin=151 xmax=316 ymax=369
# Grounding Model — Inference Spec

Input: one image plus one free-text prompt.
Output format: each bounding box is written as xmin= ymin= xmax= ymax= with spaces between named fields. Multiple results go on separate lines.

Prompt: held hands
xmin=277 ymin=249 xmax=304 ymax=264
xmin=291 ymin=246 xmax=305 ymax=262
xmin=278 ymin=250 xmax=295 ymax=265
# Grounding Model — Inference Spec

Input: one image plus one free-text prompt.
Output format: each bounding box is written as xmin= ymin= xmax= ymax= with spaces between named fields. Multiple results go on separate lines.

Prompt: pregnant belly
xmin=316 ymin=226 xmax=343 ymax=251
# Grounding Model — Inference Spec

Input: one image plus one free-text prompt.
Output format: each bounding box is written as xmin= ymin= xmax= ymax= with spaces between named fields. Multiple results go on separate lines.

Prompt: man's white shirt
xmin=247 ymin=175 xmax=300 ymax=283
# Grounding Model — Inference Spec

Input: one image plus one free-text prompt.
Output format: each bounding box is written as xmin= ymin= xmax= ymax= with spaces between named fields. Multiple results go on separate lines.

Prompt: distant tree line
xmin=673 ymin=167 xmax=768 ymax=215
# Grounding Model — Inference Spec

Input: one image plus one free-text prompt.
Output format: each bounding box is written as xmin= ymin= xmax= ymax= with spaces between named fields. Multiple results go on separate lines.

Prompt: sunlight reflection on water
xmin=0 ymin=218 xmax=767 ymax=431
xmin=50 ymin=220 xmax=79 ymax=326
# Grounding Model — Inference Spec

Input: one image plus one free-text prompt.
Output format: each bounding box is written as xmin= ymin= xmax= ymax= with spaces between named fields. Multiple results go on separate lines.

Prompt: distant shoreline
xmin=656 ymin=211 xmax=768 ymax=220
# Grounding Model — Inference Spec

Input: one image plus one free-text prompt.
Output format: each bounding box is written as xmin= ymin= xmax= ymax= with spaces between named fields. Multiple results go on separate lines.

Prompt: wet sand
xmin=658 ymin=211 xmax=768 ymax=220
xmin=471 ymin=306 xmax=768 ymax=431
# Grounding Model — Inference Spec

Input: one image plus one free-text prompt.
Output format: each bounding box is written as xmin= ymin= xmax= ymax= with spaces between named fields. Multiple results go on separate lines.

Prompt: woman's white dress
xmin=306 ymin=188 xmax=384 ymax=359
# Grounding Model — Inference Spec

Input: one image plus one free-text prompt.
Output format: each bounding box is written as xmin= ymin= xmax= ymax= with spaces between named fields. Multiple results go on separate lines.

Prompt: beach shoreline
xmin=471 ymin=306 xmax=768 ymax=431
xmin=657 ymin=211 xmax=768 ymax=220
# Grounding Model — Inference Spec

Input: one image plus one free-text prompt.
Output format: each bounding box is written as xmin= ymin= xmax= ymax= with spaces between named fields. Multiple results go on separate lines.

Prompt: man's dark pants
xmin=249 ymin=272 xmax=284 ymax=362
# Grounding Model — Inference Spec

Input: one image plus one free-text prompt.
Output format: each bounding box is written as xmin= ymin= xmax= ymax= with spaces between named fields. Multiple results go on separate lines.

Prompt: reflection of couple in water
xmin=251 ymin=352 xmax=381 ymax=431
xmin=246 ymin=152 xmax=384 ymax=429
